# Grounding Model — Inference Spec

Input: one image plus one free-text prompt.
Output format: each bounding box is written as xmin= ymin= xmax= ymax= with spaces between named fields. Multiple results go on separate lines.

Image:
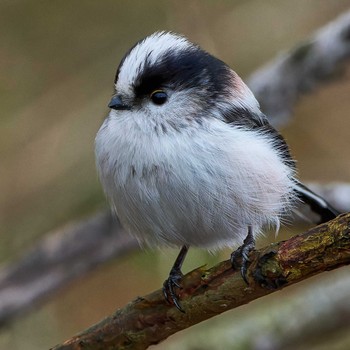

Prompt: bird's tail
xmin=294 ymin=181 xmax=340 ymax=224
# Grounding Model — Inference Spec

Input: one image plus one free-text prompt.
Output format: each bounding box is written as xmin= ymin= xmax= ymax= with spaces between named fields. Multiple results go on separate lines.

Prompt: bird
xmin=95 ymin=31 xmax=339 ymax=311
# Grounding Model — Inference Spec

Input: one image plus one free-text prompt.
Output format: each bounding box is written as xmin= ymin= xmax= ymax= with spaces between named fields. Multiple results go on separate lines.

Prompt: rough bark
xmin=51 ymin=213 xmax=350 ymax=350
xmin=167 ymin=267 xmax=350 ymax=350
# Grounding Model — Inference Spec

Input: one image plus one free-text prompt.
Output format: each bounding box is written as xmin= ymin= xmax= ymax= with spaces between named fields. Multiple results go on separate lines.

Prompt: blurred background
xmin=1 ymin=1 xmax=350 ymax=349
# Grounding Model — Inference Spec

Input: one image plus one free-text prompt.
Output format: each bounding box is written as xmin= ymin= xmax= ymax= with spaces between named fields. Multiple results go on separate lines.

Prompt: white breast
xmin=95 ymin=112 xmax=295 ymax=250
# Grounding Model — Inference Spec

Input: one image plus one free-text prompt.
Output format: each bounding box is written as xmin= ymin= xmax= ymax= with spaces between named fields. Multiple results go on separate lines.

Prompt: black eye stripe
xmin=150 ymin=90 xmax=168 ymax=105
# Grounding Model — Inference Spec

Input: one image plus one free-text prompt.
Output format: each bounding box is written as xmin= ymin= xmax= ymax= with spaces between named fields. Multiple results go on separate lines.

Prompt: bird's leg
xmin=230 ymin=225 xmax=255 ymax=284
xmin=163 ymin=245 xmax=189 ymax=312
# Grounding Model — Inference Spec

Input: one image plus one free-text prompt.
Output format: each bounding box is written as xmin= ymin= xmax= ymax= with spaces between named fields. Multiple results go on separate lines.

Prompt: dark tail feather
xmin=294 ymin=182 xmax=340 ymax=224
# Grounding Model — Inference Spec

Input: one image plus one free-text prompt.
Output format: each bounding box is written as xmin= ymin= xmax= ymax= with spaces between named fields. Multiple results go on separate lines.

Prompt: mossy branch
xmin=51 ymin=213 xmax=350 ymax=350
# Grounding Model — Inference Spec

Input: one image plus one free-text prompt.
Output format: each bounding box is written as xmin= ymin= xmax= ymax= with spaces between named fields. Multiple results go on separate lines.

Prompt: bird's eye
xmin=150 ymin=90 xmax=168 ymax=105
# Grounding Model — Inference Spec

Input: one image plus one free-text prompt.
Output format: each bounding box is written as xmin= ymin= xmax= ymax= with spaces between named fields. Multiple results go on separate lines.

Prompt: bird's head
xmin=108 ymin=31 xmax=260 ymax=130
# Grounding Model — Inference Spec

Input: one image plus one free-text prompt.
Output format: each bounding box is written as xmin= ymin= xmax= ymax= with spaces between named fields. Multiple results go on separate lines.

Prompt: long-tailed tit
xmin=95 ymin=32 xmax=339 ymax=311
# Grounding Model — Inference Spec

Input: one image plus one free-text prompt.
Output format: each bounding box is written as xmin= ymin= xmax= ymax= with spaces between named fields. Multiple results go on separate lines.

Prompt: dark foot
xmin=231 ymin=226 xmax=255 ymax=284
xmin=162 ymin=245 xmax=189 ymax=312
xmin=163 ymin=268 xmax=184 ymax=312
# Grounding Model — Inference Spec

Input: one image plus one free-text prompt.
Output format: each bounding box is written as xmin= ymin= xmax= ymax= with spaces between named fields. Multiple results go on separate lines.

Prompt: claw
xmin=231 ymin=226 xmax=255 ymax=284
xmin=163 ymin=270 xmax=185 ymax=312
xmin=162 ymin=245 xmax=189 ymax=312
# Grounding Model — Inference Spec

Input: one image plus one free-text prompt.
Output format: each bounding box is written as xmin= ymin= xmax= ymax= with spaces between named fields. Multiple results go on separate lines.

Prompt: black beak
xmin=108 ymin=95 xmax=131 ymax=110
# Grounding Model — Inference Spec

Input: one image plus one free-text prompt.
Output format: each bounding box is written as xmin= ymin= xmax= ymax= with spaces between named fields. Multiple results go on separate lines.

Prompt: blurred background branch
xmin=248 ymin=10 xmax=350 ymax=127
xmin=0 ymin=212 xmax=137 ymax=326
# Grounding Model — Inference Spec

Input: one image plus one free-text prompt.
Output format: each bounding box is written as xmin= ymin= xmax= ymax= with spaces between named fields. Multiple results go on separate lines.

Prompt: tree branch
xmin=51 ymin=213 xmax=350 ymax=350
xmin=167 ymin=267 xmax=350 ymax=349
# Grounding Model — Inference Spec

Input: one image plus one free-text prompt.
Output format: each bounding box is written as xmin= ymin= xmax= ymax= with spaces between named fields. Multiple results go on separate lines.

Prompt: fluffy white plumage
xmin=95 ymin=32 xmax=296 ymax=250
